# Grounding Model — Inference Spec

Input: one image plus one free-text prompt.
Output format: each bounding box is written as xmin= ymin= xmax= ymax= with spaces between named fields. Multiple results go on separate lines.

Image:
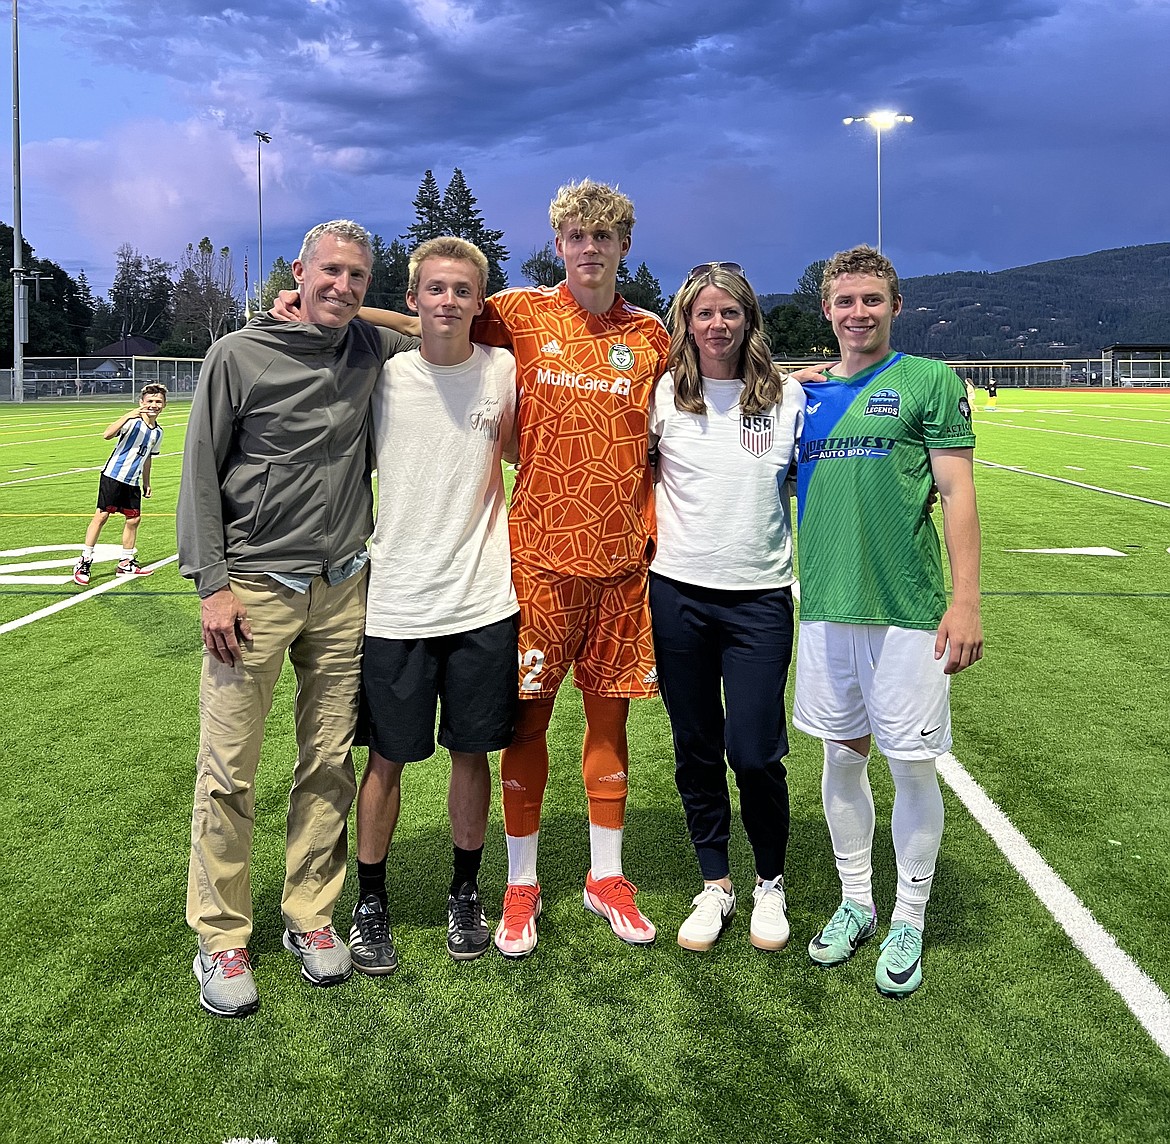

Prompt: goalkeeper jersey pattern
xmin=474 ymin=283 xmax=670 ymax=577
xmin=795 ymin=352 xmax=975 ymax=629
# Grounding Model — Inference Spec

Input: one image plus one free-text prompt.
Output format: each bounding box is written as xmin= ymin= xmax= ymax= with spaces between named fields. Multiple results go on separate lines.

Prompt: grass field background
xmin=1 ymin=389 xmax=1168 ymax=1143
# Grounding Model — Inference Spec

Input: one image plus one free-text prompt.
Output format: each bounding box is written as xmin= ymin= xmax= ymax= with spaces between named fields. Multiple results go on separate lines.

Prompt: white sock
xmin=121 ymin=548 xmax=135 ymax=560
xmin=888 ymin=756 xmax=945 ymax=932
xmin=588 ymin=824 xmax=623 ymax=881
xmin=821 ymin=741 xmax=875 ymax=912
xmin=505 ymin=831 xmax=539 ymax=886
xmin=82 ymin=546 xmax=95 ymax=559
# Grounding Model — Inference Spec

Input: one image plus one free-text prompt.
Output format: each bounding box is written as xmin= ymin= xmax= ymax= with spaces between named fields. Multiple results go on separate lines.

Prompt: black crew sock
xmin=451 ymin=845 xmax=484 ymax=896
xmin=358 ymin=858 xmax=387 ymax=906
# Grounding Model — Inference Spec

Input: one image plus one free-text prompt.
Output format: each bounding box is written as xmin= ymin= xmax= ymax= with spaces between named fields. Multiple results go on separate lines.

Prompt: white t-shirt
xmin=650 ymin=372 xmax=805 ymax=590
xmin=365 ymin=344 xmax=519 ymax=639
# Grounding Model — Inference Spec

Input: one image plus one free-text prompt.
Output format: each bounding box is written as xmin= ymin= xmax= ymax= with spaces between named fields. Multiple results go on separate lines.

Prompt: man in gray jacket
xmin=179 ymin=219 xmax=416 ymax=1018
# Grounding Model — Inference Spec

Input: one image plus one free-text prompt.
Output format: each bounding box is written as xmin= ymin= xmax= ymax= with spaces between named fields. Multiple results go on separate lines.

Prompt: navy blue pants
xmin=650 ymin=572 xmax=794 ymax=881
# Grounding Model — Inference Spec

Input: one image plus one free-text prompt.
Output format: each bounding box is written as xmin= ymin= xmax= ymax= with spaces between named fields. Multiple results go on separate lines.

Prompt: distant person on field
xmin=72 ymin=383 xmax=167 ymax=586
xmin=346 ymin=237 xmax=519 ymax=975
xmin=964 ymin=376 xmax=976 ymax=409
xmin=178 ymin=219 xmax=416 ymax=1019
xmin=795 ymin=245 xmax=982 ymax=998
xmin=985 ymin=376 xmax=998 ymax=409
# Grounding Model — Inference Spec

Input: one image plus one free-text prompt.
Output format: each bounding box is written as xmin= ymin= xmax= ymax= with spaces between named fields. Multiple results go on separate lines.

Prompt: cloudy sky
xmin=8 ymin=0 xmax=1169 ymax=299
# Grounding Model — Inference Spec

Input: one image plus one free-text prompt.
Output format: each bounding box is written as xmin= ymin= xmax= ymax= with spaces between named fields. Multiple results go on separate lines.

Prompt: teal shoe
xmin=875 ymin=921 xmax=924 ymax=997
xmin=807 ymin=899 xmax=877 ymax=966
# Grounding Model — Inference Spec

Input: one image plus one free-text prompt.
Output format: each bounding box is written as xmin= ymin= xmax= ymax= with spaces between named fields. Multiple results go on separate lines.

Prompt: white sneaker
xmin=677 ymin=884 xmax=736 ymax=951
xmin=750 ymin=876 xmax=790 ymax=951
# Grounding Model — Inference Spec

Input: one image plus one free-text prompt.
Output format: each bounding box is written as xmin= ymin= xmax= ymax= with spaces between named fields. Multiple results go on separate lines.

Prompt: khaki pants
xmin=186 ymin=568 xmax=367 ymax=953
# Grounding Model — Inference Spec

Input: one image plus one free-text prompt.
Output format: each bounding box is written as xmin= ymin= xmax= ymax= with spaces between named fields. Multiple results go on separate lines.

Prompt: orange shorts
xmin=512 ymin=563 xmax=657 ymax=700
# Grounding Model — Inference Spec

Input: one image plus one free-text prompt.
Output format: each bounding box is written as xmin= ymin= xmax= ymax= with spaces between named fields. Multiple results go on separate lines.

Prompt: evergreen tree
xmin=164 ymin=237 xmax=240 ymax=354
xmin=520 ymin=242 xmax=564 ymax=287
xmin=616 ymin=259 xmax=666 ymax=317
xmin=793 ymin=260 xmax=828 ymax=312
xmin=402 ymin=170 xmax=445 ymax=249
xmin=439 ymin=168 xmax=509 ymax=294
xmin=104 ymin=243 xmax=174 ymax=346
xmin=367 ymin=235 xmax=411 ymax=313
xmin=261 ymin=257 xmax=297 ymax=311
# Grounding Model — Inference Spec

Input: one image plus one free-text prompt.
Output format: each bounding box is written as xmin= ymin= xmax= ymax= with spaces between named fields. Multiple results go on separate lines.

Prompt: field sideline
xmin=1 ymin=389 xmax=1168 ymax=1144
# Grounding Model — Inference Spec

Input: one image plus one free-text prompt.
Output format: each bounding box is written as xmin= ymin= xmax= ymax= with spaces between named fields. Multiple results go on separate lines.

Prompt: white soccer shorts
xmin=793 ymin=621 xmax=952 ymax=760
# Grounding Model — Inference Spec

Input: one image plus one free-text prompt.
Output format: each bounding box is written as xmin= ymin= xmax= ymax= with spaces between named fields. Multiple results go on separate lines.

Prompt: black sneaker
xmin=447 ymin=882 xmax=490 ymax=961
xmin=348 ymin=895 xmax=398 ymax=975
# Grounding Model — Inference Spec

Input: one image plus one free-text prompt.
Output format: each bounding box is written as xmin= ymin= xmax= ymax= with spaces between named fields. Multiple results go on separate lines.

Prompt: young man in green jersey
xmin=792 ymin=245 xmax=982 ymax=998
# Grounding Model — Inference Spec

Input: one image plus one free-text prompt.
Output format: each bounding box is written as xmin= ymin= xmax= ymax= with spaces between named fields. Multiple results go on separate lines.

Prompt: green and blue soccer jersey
xmin=795 ymin=351 xmax=975 ymax=629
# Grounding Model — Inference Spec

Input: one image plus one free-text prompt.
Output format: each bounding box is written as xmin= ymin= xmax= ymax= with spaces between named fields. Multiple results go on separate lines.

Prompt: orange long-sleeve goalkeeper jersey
xmin=474 ymin=282 xmax=670 ymax=578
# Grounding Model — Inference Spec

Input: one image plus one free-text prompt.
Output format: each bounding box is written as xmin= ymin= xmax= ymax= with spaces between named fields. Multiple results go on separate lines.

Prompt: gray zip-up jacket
xmin=177 ymin=314 xmax=416 ymax=598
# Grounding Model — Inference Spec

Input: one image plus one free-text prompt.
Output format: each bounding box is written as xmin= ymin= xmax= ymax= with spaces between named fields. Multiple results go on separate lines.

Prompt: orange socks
xmin=581 ymin=694 xmax=630 ymax=830
xmin=500 ymin=699 xmax=554 ymax=838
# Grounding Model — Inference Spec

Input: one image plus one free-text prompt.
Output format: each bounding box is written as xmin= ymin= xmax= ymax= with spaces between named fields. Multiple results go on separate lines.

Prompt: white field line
xmin=976 ymin=460 xmax=1170 ymax=508
xmin=983 ymin=422 xmax=1170 ymax=449
xmin=0 ymin=451 xmax=183 ymax=487
xmin=938 ymin=753 xmax=1170 ymax=1058
xmin=0 ymin=554 xmax=179 ymax=635
xmin=1038 ymin=413 xmax=1170 ymax=427
xmin=0 ymin=432 xmax=108 ymax=448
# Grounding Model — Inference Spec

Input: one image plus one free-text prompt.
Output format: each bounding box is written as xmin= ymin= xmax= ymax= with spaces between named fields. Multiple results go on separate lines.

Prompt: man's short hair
xmin=408 ymin=237 xmax=489 ymax=297
xmin=548 ymin=179 xmax=636 ymax=240
xmin=297 ymin=219 xmax=373 ymax=266
xmin=821 ymin=245 xmax=901 ymax=303
xmin=139 ymin=383 xmax=168 ymax=402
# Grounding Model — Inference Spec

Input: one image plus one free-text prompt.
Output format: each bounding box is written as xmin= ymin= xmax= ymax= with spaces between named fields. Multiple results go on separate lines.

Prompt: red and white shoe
xmin=584 ymin=872 xmax=656 ymax=945
xmin=493 ymin=883 xmax=541 ymax=959
xmin=116 ymin=557 xmax=153 ymax=576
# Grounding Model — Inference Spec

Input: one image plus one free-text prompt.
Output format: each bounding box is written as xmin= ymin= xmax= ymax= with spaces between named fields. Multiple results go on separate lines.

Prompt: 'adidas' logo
xmin=597 ymin=771 xmax=628 ymax=783
xmin=643 ymin=668 xmax=658 ymax=684
xmin=502 ymin=779 xmax=525 ymax=791
xmin=540 ymin=339 xmax=562 ymax=355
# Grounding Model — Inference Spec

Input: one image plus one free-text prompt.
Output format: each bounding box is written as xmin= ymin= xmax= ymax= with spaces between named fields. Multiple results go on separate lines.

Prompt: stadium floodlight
xmin=254 ymin=130 xmax=272 ymax=312
xmin=842 ymin=111 xmax=913 ymax=252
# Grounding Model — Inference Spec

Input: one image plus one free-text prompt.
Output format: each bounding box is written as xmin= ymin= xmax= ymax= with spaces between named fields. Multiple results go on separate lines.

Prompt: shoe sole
xmin=750 ymin=928 xmax=790 ymax=952
xmin=808 ymin=925 xmax=877 ymax=966
xmin=677 ymin=905 xmax=735 ymax=952
xmin=448 ymin=942 xmax=490 ymax=962
xmin=282 ymin=931 xmax=353 ymax=986
xmin=494 ymin=896 xmax=541 ymax=959
xmin=583 ymin=890 xmax=656 ymax=945
xmin=351 ymin=955 xmax=398 ymax=976
xmin=192 ymin=955 xmax=259 ymax=1018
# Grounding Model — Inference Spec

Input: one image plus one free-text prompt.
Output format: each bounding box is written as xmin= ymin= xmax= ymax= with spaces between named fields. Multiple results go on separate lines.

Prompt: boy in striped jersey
xmin=73 ymin=383 xmax=167 ymax=585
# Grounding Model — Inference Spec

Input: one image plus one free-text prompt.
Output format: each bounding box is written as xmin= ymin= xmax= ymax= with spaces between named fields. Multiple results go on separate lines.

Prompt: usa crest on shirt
xmin=740 ymin=414 xmax=774 ymax=457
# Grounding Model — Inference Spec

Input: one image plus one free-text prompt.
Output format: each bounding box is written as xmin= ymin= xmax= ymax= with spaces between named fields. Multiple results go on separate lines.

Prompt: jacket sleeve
xmin=177 ymin=343 xmax=239 ymax=597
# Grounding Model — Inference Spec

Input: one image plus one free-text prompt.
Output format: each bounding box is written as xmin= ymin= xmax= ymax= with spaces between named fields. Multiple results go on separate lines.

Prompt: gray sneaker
xmin=283 ymin=925 xmax=353 ymax=986
xmin=192 ymin=947 xmax=259 ymax=1018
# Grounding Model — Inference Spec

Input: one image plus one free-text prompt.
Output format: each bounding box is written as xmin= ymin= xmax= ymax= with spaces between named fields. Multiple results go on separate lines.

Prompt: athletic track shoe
xmin=875 ymin=921 xmax=924 ymax=997
xmin=494 ymin=883 xmax=541 ymax=959
xmin=447 ymin=882 xmax=490 ymax=961
xmin=808 ymin=899 xmax=877 ymax=966
xmin=348 ymin=895 xmax=398 ymax=976
xmin=677 ymin=884 xmax=736 ymax=951
xmin=192 ymin=947 xmax=259 ymax=1018
xmin=72 ymin=558 xmax=92 ymax=586
xmin=750 ymin=875 xmax=790 ymax=951
xmin=283 ymin=925 xmax=353 ymax=986
xmin=115 ymin=557 xmax=153 ymax=576
xmin=584 ymin=872 xmax=656 ymax=945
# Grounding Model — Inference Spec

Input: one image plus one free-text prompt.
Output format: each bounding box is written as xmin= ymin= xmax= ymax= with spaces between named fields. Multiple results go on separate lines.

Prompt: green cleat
xmin=875 ymin=921 xmax=924 ymax=997
xmin=807 ymin=899 xmax=877 ymax=966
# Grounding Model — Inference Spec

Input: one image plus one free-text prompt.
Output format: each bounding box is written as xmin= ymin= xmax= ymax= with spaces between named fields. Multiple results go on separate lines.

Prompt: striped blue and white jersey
xmin=102 ymin=418 xmax=163 ymax=486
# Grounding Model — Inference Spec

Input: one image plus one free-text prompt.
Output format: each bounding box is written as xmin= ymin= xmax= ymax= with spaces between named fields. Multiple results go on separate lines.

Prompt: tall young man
xmin=347 ymin=238 xmax=518 ymax=973
xmin=476 ymin=180 xmax=670 ymax=957
xmin=793 ymin=245 xmax=983 ymax=997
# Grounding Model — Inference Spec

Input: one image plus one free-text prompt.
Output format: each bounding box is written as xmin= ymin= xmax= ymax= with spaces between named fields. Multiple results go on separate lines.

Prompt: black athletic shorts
xmin=97 ymin=474 xmax=141 ymax=518
xmin=361 ymin=614 xmax=519 ymax=763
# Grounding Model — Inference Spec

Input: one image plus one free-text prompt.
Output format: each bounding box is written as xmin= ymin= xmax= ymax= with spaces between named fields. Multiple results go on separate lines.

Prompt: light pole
xmin=254 ymin=130 xmax=271 ymax=311
xmin=843 ymin=111 xmax=912 ymax=252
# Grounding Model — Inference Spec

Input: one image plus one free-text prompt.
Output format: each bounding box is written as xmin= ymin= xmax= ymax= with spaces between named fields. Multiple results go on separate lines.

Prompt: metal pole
xmin=254 ymin=131 xmax=270 ymax=312
xmin=875 ymin=127 xmax=883 ymax=253
xmin=11 ymin=0 xmax=24 ymax=403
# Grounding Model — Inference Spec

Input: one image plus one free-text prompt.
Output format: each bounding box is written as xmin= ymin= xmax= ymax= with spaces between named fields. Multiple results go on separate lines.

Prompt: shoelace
xmin=211 ymin=949 xmax=251 ymax=978
xmin=450 ymin=891 xmax=483 ymax=931
xmin=887 ymin=924 xmax=918 ymax=959
xmin=594 ymin=875 xmax=641 ymax=915
xmin=822 ymin=903 xmax=862 ymax=941
xmin=755 ymin=880 xmax=785 ymax=919
xmin=356 ymin=902 xmax=390 ymax=943
xmin=299 ymin=927 xmax=338 ymax=950
xmin=501 ymin=885 xmax=539 ymax=929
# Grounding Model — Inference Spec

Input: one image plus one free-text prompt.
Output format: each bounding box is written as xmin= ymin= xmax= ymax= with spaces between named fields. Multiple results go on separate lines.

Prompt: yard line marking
xmin=938 ymin=753 xmax=1170 ymax=1058
xmin=0 ymin=432 xmax=106 ymax=448
xmin=976 ymin=460 xmax=1170 ymax=508
xmin=1065 ymin=466 xmax=1086 ymax=471
xmin=979 ymin=422 xmax=1170 ymax=449
xmin=0 ymin=554 xmax=179 ymax=635
xmin=1131 ymin=466 xmax=1151 ymax=471
xmin=1006 ymin=547 xmax=1126 ymax=556
xmin=0 ymin=451 xmax=183 ymax=487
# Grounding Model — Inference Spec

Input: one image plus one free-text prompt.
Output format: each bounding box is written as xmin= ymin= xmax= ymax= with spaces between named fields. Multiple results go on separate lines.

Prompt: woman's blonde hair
xmin=666 ymin=265 xmax=782 ymax=416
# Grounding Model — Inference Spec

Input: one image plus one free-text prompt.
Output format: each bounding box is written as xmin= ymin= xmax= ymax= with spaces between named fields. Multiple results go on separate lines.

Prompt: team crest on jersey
xmin=959 ymin=396 xmax=972 ymax=421
xmin=740 ymin=414 xmax=774 ymax=457
xmin=865 ymin=388 xmax=901 ymax=417
xmin=608 ymin=343 xmax=634 ymax=371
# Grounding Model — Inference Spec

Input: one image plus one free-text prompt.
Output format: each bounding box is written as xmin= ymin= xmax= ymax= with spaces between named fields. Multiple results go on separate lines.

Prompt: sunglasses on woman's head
xmin=687 ymin=261 xmax=745 ymax=282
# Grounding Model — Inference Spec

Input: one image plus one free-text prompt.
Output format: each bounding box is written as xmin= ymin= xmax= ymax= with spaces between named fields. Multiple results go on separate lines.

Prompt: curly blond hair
xmin=548 ymin=179 xmax=635 ymax=239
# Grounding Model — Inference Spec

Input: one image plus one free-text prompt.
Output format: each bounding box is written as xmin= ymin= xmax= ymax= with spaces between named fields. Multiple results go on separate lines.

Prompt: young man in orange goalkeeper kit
xmin=358 ymin=180 xmax=670 ymax=956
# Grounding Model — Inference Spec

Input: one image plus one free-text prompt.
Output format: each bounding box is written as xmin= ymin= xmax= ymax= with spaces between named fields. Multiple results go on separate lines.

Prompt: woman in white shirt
xmin=650 ymin=262 xmax=804 ymax=953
